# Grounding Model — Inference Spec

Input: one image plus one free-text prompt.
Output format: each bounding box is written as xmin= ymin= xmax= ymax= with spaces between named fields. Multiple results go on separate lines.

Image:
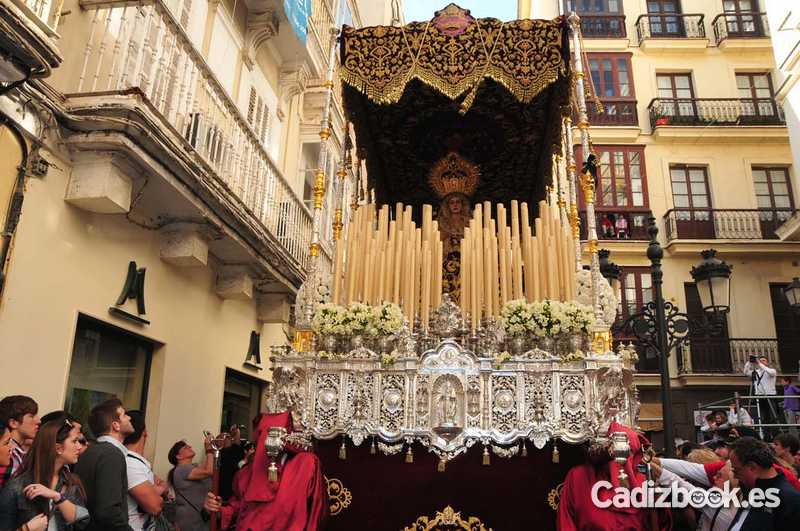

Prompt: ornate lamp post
xmin=690 ymin=249 xmax=733 ymax=318
xmin=615 ymin=218 xmax=732 ymax=456
xmin=783 ymin=277 xmax=800 ymax=313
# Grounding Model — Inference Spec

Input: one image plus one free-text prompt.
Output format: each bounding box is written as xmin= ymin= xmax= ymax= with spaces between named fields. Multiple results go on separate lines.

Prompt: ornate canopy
xmin=340 ymin=4 xmax=570 ymax=211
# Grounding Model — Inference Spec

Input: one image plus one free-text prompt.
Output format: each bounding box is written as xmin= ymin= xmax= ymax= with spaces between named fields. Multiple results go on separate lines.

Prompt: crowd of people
xmin=0 ymin=395 xmax=261 ymax=531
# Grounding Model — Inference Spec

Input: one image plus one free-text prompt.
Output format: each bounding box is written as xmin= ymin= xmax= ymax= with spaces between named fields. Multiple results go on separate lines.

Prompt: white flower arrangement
xmin=575 ymin=269 xmax=618 ymax=326
xmin=311 ymin=303 xmax=352 ymax=336
xmin=375 ymin=302 xmax=404 ymax=335
xmin=312 ymin=302 xmax=403 ymax=338
xmin=499 ymin=299 xmax=595 ymax=337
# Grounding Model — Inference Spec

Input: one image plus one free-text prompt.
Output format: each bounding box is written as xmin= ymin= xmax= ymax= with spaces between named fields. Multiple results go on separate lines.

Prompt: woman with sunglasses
xmin=0 ymin=419 xmax=89 ymax=531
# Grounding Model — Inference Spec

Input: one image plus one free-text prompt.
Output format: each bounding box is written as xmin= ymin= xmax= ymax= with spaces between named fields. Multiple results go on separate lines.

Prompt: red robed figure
xmin=219 ymin=412 xmax=329 ymax=531
xmin=558 ymin=421 xmax=670 ymax=531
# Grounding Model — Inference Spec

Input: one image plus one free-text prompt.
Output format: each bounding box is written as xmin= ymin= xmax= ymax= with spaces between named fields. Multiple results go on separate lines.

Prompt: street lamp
xmin=599 ymin=249 xmax=622 ymax=302
xmin=614 ymin=218 xmax=732 ymax=457
xmin=784 ymin=277 xmax=800 ymax=312
xmin=690 ymin=249 xmax=733 ymax=318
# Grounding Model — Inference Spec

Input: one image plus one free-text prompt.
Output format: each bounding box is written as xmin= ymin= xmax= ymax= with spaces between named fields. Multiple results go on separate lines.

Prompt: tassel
xmin=438 ymin=458 xmax=446 ymax=472
xmin=521 ymin=441 xmax=528 ymax=457
xmin=405 ymin=446 xmax=414 ymax=464
xmin=268 ymin=460 xmax=278 ymax=482
xmin=339 ymin=438 xmax=347 ymax=460
xmin=482 ymin=446 xmax=490 ymax=466
xmin=370 ymin=438 xmax=376 ymax=455
xmin=552 ymin=444 xmax=560 ymax=464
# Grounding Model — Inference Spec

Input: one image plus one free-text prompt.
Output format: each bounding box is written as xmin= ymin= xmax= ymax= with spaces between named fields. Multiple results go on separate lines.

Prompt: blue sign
xmin=284 ymin=0 xmax=312 ymax=43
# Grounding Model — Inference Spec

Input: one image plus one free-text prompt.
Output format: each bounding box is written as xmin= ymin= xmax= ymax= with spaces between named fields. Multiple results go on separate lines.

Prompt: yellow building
xmin=0 ymin=0 xmax=398 ymax=475
xmin=527 ymin=0 xmax=800 ymax=443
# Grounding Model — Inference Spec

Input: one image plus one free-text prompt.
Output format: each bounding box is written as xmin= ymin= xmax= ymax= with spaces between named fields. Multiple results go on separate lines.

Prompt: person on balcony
xmin=201 ymin=412 xmax=328 ymax=531
xmin=744 ymin=356 xmax=779 ymax=438
xmin=614 ymin=214 xmax=629 ymax=239
xmin=781 ymin=376 xmax=800 ymax=435
xmin=600 ymin=214 xmax=614 ymax=238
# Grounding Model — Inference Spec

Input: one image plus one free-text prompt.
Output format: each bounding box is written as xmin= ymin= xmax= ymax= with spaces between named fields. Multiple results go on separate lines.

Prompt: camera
xmin=749 ymin=355 xmax=757 ymax=363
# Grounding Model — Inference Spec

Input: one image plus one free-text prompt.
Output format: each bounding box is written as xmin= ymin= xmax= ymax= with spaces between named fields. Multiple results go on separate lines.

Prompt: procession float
xmin=265 ymin=4 xmax=642 ymax=529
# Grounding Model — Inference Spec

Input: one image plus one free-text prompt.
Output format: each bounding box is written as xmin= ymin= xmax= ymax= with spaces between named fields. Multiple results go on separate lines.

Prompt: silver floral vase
xmin=377 ymin=335 xmax=394 ymax=354
xmin=538 ymin=335 xmax=555 ymax=353
xmin=321 ymin=335 xmax=338 ymax=353
xmin=350 ymin=334 xmax=365 ymax=350
xmin=509 ymin=335 xmax=527 ymax=355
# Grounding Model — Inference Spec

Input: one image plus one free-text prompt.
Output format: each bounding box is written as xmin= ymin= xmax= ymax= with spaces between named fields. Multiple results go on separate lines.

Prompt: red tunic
xmin=219 ymin=412 xmax=329 ymax=531
xmin=557 ymin=422 xmax=670 ymax=531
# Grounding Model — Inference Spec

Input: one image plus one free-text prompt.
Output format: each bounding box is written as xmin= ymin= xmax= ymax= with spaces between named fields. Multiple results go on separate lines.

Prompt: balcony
xmin=580 ymin=210 xmax=652 ymax=241
xmin=664 ymin=208 xmax=798 ymax=241
xmin=678 ymin=338 xmax=781 ymax=374
xmin=579 ymin=15 xmax=626 ymax=38
xmin=649 ymin=98 xmax=785 ymax=132
xmin=0 ymin=0 xmax=63 ymax=78
xmin=712 ymin=12 xmax=770 ymax=49
xmin=587 ymin=99 xmax=638 ymax=126
xmin=64 ymin=0 xmax=320 ymax=286
xmin=635 ymin=14 xmax=708 ymax=52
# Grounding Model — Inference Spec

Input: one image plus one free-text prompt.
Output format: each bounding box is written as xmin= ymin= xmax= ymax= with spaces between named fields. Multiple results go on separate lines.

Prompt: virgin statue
xmin=438 ymin=193 xmax=472 ymax=301
xmin=428 ymin=151 xmax=479 ymax=303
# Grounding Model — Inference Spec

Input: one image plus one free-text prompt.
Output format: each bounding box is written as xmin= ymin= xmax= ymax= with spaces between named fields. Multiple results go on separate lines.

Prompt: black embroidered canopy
xmin=339 ymin=4 xmax=571 ymax=211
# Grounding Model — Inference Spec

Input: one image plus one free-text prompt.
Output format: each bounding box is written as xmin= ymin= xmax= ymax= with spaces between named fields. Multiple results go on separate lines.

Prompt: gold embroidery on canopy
xmin=403 ymin=505 xmax=493 ymax=531
xmin=340 ymin=15 xmax=565 ymax=111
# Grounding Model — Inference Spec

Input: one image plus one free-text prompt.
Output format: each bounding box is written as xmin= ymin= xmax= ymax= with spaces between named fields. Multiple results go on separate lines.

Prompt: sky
xmin=403 ymin=0 xmax=518 ymax=23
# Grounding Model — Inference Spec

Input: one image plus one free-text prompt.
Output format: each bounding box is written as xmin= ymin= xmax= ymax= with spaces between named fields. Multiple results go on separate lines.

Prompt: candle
xmin=421 ymin=241 xmax=431 ymax=331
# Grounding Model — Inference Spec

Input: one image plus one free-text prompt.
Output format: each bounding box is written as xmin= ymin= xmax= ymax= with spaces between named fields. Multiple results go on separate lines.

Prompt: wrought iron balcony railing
xmin=70 ymin=0 xmax=318 ymax=272
xmin=663 ymin=208 xmax=798 ymax=241
xmin=712 ymin=12 xmax=770 ymax=44
xmin=678 ymin=338 xmax=782 ymax=374
xmin=636 ymin=13 xmax=706 ymax=43
xmin=648 ymin=98 xmax=785 ymax=128
xmin=587 ymin=99 xmax=638 ymax=126
xmin=580 ymin=210 xmax=652 ymax=240
xmin=579 ymin=15 xmax=627 ymax=38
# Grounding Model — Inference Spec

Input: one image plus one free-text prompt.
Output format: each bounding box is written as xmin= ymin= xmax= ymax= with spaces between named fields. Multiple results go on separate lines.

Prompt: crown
xmin=427 ymin=151 xmax=480 ymax=199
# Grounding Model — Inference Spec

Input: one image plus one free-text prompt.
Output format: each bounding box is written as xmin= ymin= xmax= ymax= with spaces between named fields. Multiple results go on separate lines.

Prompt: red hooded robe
xmin=219 ymin=412 xmax=329 ymax=531
xmin=557 ymin=422 xmax=670 ymax=531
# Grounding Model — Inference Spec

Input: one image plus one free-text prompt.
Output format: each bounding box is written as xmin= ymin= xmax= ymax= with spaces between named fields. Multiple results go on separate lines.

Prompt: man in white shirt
xmin=123 ymin=410 xmax=165 ymax=531
xmin=743 ymin=356 xmax=779 ymax=436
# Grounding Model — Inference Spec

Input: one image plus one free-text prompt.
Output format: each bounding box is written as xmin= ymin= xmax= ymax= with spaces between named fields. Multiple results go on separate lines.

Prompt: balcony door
xmin=723 ymin=0 xmax=760 ymax=37
xmin=769 ymin=284 xmax=800 ymax=373
xmin=616 ymin=268 xmax=659 ymax=373
xmin=647 ymin=0 xmax=682 ymax=37
xmin=753 ymin=166 xmax=795 ymax=238
xmin=736 ymin=73 xmax=777 ymax=122
xmin=670 ymin=165 xmax=714 ymax=238
xmin=684 ymin=283 xmax=731 ymax=373
xmin=656 ymin=73 xmax=696 ymax=122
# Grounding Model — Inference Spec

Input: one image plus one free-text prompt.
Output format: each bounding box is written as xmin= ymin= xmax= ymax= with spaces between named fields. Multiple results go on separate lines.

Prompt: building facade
xmin=527 ymin=0 xmax=800 ymax=445
xmin=0 ymin=0 xmax=396 ymax=475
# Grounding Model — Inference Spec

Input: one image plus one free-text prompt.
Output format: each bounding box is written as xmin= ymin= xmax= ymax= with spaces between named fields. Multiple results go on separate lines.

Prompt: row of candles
xmin=460 ymin=200 xmax=577 ymax=332
xmin=330 ymin=200 xmax=577 ymax=332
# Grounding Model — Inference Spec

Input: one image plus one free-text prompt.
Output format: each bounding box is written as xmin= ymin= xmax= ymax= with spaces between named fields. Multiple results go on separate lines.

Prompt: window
xmin=723 ymin=0 xmax=760 ymax=36
xmin=588 ymin=54 xmax=635 ymax=122
xmin=567 ymin=0 xmax=621 ymax=13
xmin=247 ymin=87 xmax=271 ymax=148
xmin=647 ymin=0 xmax=682 ymax=36
xmin=753 ymin=166 xmax=794 ymax=234
xmin=221 ymin=368 xmax=266 ymax=436
xmin=65 ymin=315 xmax=153 ymax=430
xmin=736 ymin=73 xmax=777 ymax=119
xmin=615 ymin=268 xmax=658 ymax=372
xmin=597 ymin=147 xmax=646 ymax=208
xmin=656 ymin=73 xmax=696 ymax=118
xmin=669 ymin=165 xmax=714 ymax=238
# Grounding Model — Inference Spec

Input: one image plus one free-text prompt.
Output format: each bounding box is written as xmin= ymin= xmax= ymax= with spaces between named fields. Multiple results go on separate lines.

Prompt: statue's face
xmin=447 ymin=196 xmax=462 ymax=214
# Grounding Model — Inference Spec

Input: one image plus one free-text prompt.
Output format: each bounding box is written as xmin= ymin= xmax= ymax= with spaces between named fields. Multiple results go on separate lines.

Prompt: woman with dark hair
xmin=0 ymin=419 xmax=89 ymax=530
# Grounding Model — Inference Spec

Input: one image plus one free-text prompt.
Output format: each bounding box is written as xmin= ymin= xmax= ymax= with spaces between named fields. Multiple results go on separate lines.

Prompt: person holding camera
xmin=743 ymin=356 xmax=778 ymax=437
